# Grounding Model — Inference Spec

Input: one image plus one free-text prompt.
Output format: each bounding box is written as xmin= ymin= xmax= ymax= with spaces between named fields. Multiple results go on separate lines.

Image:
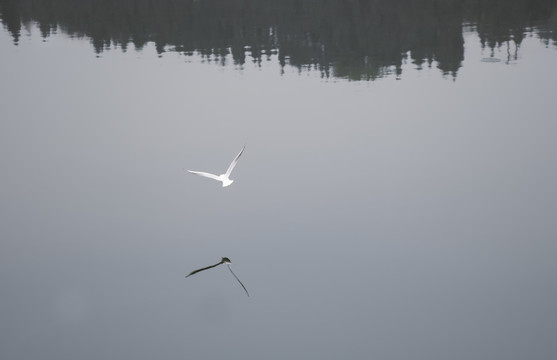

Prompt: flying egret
xmin=187 ymin=145 xmax=245 ymax=187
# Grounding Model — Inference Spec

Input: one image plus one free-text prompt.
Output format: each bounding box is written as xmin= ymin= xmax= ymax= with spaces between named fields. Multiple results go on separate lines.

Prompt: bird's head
xmin=222 ymin=257 xmax=231 ymax=264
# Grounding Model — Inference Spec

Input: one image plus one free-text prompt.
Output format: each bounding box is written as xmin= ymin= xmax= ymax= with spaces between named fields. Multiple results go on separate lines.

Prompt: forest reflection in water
xmin=1 ymin=0 xmax=556 ymax=80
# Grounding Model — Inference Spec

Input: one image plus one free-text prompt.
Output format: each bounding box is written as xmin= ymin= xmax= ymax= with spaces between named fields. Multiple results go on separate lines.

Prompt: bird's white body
xmin=187 ymin=145 xmax=245 ymax=187
xmin=217 ymin=174 xmax=234 ymax=187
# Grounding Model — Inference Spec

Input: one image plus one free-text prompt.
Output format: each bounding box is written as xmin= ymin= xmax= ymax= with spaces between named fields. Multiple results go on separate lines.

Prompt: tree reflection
xmin=1 ymin=0 xmax=556 ymax=80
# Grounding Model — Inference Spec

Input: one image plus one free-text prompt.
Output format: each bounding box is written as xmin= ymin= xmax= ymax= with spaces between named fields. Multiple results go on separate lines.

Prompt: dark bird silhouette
xmin=186 ymin=257 xmax=249 ymax=296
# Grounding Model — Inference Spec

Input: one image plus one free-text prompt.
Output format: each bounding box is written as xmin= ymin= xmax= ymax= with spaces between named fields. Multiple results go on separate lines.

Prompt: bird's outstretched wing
xmin=185 ymin=260 xmax=224 ymax=278
xmin=187 ymin=170 xmax=221 ymax=182
xmin=226 ymin=264 xmax=250 ymax=297
xmin=225 ymin=145 xmax=245 ymax=177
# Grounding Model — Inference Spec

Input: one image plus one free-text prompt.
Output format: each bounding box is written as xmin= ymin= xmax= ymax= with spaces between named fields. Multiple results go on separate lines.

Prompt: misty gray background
xmin=1 ymin=26 xmax=557 ymax=360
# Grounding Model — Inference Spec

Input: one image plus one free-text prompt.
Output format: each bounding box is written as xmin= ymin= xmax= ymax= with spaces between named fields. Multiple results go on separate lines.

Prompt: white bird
xmin=187 ymin=145 xmax=245 ymax=187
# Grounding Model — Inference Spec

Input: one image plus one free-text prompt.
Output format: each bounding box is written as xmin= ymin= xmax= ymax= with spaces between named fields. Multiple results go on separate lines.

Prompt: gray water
xmin=1 ymin=1 xmax=557 ymax=359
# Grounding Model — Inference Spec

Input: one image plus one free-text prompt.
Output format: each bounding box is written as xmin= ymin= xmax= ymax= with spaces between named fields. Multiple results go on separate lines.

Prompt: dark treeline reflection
xmin=1 ymin=0 xmax=556 ymax=80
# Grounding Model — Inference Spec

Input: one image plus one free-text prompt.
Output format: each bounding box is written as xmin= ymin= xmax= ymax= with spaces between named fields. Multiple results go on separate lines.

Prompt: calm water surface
xmin=1 ymin=1 xmax=557 ymax=360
